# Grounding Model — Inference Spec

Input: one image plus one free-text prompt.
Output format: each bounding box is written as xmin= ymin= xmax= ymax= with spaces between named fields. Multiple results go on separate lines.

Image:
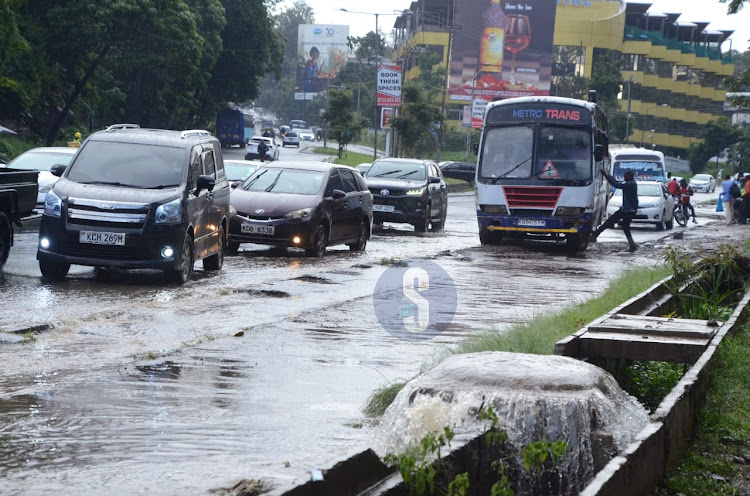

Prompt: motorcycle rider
xmin=677 ymin=179 xmax=696 ymax=223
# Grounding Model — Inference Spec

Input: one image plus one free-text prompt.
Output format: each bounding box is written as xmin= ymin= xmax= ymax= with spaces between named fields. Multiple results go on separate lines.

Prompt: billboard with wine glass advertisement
xmin=449 ymin=0 xmax=557 ymax=102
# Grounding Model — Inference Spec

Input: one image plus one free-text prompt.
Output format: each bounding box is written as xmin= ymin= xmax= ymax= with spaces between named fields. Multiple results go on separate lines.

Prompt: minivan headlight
xmin=44 ymin=190 xmax=62 ymax=217
xmin=284 ymin=208 xmax=312 ymax=220
xmin=406 ymin=188 xmax=425 ymax=196
xmin=155 ymin=198 xmax=181 ymax=224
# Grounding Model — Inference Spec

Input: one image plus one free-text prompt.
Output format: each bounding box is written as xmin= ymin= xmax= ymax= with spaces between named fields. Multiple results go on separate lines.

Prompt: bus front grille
xmin=503 ymin=187 xmax=562 ymax=209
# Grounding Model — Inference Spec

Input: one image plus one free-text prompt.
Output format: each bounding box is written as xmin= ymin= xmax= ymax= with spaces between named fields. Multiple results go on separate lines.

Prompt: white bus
xmin=609 ymin=147 xmax=667 ymax=183
xmin=475 ymin=96 xmax=610 ymax=250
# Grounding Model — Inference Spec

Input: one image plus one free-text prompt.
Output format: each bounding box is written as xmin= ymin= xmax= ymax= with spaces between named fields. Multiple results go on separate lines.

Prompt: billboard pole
xmin=373 ymin=13 xmax=379 ymax=161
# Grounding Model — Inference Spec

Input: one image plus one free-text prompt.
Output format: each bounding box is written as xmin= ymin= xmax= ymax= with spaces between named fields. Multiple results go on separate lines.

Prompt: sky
xmin=278 ymin=0 xmax=750 ymax=53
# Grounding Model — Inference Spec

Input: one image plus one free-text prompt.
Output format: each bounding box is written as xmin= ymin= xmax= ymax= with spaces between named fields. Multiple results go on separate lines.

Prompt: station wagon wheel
xmin=0 ymin=213 xmax=10 ymax=269
xmin=349 ymin=220 xmax=368 ymax=252
xmin=306 ymin=225 xmax=327 ymax=257
xmin=414 ymin=204 xmax=430 ymax=233
xmin=226 ymin=241 xmax=240 ymax=256
xmin=203 ymin=226 xmax=224 ymax=271
xmin=167 ymin=233 xmax=194 ymax=284
xmin=38 ymin=256 xmax=70 ymax=280
xmin=430 ymin=205 xmax=447 ymax=231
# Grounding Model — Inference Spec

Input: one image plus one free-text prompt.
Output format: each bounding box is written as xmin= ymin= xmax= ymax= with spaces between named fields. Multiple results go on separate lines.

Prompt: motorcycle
xmin=672 ymin=196 xmax=689 ymax=227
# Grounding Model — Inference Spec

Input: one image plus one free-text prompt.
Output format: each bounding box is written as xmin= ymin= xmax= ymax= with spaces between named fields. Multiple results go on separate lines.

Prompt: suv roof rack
xmin=106 ymin=123 xmax=141 ymax=132
xmin=180 ymin=129 xmax=212 ymax=139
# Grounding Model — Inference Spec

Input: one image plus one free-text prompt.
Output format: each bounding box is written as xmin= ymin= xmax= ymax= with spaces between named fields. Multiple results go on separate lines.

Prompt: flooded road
xmin=0 ymin=179 xmax=719 ymax=495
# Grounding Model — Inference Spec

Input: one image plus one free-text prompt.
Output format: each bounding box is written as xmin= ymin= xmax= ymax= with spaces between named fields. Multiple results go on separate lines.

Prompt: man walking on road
xmin=592 ymin=169 xmax=638 ymax=252
xmin=721 ymin=174 xmax=736 ymax=225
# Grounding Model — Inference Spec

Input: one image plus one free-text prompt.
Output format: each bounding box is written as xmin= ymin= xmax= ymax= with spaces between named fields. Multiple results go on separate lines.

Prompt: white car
xmin=3 ymin=147 xmax=78 ymax=213
xmin=245 ymin=137 xmax=279 ymax=161
xmin=298 ymin=129 xmax=315 ymax=142
xmin=689 ymin=173 xmax=716 ymax=193
xmin=606 ymin=181 xmax=674 ymax=230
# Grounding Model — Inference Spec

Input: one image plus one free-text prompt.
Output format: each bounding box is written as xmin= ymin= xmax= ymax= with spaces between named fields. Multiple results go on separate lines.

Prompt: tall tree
xmin=391 ymin=81 xmax=442 ymax=157
xmin=323 ymin=89 xmax=364 ymax=157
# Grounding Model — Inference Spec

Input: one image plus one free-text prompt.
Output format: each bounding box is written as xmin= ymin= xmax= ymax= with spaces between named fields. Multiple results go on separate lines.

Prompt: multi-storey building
xmin=393 ymin=0 xmax=735 ymax=152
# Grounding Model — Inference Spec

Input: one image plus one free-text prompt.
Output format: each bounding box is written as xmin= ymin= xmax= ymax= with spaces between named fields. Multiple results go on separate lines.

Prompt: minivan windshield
xmin=67 ymin=142 xmax=184 ymax=189
xmin=367 ymin=160 xmax=427 ymax=180
xmin=242 ymin=168 xmax=324 ymax=195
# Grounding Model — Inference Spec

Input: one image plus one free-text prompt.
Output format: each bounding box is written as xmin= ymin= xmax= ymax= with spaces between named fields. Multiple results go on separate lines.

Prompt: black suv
xmin=364 ymin=158 xmax=448 ymax=232
xmin=37 ymin=124 xmax=230 ymax=284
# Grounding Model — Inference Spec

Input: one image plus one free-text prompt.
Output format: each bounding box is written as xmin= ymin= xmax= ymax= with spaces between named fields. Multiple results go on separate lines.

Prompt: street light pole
xmin=625 ymin=76 xmax=632 ymax=144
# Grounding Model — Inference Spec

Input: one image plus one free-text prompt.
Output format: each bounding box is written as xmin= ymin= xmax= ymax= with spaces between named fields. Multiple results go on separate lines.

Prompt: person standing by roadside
xmin=740 ymin=178 xmax=750 ymax=224
xmin=721 ymin=174 xmax=737 ymax=225
xmin=592 ymin=169 xmax=639 ymax=252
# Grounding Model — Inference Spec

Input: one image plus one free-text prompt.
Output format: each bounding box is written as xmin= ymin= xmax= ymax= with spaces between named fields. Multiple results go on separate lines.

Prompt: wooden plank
xmin=578 ymin=332 xmax=709 ymax=363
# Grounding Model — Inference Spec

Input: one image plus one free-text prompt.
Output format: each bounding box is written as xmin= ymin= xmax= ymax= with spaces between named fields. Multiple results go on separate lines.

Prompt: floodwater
xmin=0 ymin=192 xmax=688 ymax=495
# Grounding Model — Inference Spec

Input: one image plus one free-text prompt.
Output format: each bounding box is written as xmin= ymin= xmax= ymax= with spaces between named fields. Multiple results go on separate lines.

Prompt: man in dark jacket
xmin=592 ymin=169 xmax=638 ymax=252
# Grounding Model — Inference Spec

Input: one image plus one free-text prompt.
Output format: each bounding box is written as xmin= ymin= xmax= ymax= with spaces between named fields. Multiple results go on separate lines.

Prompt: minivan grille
xmin=502 ymin=187 xmax=562 ymax=209
xmin=61 ymin=242 xmax=150 ymax=261
xmin=66 ymin=197 xmax=151 ymax=229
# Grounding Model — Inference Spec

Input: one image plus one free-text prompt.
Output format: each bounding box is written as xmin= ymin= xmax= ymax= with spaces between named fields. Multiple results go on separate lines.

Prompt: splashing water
xmin=373 ymin=352 xmax=649 ymax=495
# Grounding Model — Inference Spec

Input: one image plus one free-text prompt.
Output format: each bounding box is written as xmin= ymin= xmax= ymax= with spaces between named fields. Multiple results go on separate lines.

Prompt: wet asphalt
xmin=0 ymin=143 xmax=729 ymax=495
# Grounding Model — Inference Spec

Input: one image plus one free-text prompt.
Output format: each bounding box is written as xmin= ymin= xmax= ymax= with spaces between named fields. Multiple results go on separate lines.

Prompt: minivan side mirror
xmin=594 ymin=144 xmax=603 ymax=163
xmin=51 ymin=164 xmax=67 ymax=177
xmin=472 ymin=143 xmax=479 ymax=155
xmin=195 ymin=174 xmax=216 ymax=195
xmin=429 ymin=176 xmax=441 ymax=184
xmin=331 ymin=189 xmax=346 ymax=200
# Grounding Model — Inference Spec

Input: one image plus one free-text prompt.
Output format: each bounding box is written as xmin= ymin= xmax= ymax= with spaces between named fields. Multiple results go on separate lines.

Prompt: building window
xmin=552 ymin=45 xmax=585 ymax=78
xmin=657 ymin=61 xmax=673 ymax=78
xmin=689 ymin=69 xmax=702 ymax=85
xmin=644 ymin=57 xmax=658 ymax=75
xmin=673 ymin=65 xmax=688 ymax=82
xmin=621 ymin=53 xmax=642 ymax=72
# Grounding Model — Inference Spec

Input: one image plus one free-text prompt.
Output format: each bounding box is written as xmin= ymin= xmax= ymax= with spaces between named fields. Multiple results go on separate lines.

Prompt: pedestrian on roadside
xmin=721 ymin=174 xmax=737 ymax=225
xmin=740 ymin=178 xmax=750 ymax=224
xmin=592 ymin=169 xmax=638 ymax=252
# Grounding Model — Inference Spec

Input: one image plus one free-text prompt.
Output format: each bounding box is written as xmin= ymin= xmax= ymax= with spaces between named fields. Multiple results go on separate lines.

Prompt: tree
xmin=391 ymin=82 xmax=443 ymax=157
xmin=3 ymin=0 xmax=283 ymax=144
xmin=688 ymin=117 xmax=745 ymax=173
xmin=323 ymin=89 xmax=364 ymax=157
xmin=588 ymin=53 xmax=628 ymax=141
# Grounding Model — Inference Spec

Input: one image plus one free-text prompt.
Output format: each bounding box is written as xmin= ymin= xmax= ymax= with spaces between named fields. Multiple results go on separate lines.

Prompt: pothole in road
xmin=291 ymin=275 xmax=335 ymax=284
xmin=241 ymin=289 xmax=291 ymax=298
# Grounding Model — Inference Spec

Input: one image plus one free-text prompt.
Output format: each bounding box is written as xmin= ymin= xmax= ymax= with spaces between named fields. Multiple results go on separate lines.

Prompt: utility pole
xmin=373 ymin=13 xmax=379 ymax=161
xmin=436 ymin=23 xmax=455 ymax=162
xmin=625 ymin=75 xmax=632 ymax=143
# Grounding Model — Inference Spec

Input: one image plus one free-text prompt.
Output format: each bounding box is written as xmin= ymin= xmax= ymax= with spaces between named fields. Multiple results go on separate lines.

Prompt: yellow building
xmin=393 ymin=0 xmax=735 ymax=152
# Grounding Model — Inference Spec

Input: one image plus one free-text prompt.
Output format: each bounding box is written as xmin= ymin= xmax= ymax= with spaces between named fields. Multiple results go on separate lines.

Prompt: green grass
xmin=312 ymin=146 xmax=371 ymax=167
xmin=655 ymin=322 xmax=750 ymax=495
xmin=455 ymin=266 xmax=672 ymax=356
xmin=363 ymin=265 xmax=672 ymax=416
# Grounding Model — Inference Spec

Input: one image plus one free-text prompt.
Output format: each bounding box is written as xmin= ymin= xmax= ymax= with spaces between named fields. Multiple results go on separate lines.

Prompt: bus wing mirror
xmin=472 ymin=143 xmax=479 ymax=155
xmin=594 ymin=144 xmax=603 ymax=163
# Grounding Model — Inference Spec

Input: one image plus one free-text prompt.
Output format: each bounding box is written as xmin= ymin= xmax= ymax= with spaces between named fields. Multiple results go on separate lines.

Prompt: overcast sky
xmin=277 ymin=0 xmax=750 ymax=53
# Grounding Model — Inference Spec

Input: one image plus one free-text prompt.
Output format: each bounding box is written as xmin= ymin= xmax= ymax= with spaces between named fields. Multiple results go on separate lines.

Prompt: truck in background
xmin=0 ymin=168 xmax=38 ymax=270
xmin=216 ymin=109 xmax=248 ymax=148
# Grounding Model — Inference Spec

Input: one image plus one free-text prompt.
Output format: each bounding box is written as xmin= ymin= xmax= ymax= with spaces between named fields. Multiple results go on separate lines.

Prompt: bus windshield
xmin=480 ymin=126 xmax=534 ymax=179
xmin=537 ymin=126 xmax=591 ymax=181
xmin=479 ymin=125 xmax=591 ymax=182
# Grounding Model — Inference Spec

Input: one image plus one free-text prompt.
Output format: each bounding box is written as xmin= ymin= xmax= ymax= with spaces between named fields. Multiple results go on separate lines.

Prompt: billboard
xmin=471 ymin=98 xmax=489 ymax=128
xmin=296 ymin=24 xmax=349 ymax=100
xmin=377 ymin=65 xmax=402 ymax=107
xmin=381 ymin=108 xmax=394 ymax=129
xmin=449 ymin=0 xmax=557 ymax=102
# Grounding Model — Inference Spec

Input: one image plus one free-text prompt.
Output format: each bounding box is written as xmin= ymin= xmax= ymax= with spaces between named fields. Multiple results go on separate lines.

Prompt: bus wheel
xmin=566 ymin=233 xmax=589 ymax=251
xmin=479 ymin=228 xmax=503 ymax=245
